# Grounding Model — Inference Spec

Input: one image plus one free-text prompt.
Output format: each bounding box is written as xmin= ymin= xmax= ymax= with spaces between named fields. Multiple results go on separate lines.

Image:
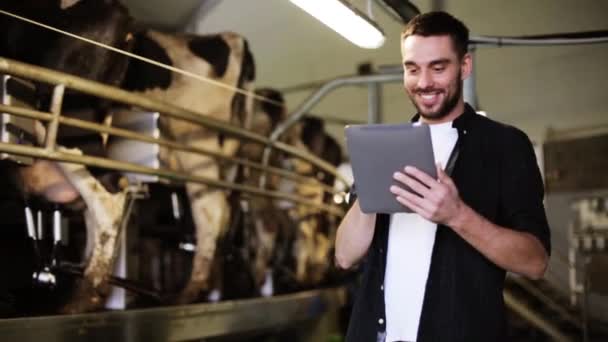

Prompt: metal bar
xmin=0 ymin=142 xmax=344 ymax=216
xmin=471 ymin=35 xmax=608 ymax=46
xmin=262 ymin=72 xmax=403 ymax=187
xmin=0 ymin=57 xmax=340 ymax=185
xmin=368 ymin=82 xmax=382 ymax=124
xmin=304 ymin=113 xmax=366 ymax=126
xmin=0 ymin=104 xmax=339 ymax=196
xmin=463 ymin=46 xmax=478 ymax=109
xmin=504 ymin=290 xmax=574 ymax=342
xmin=545 ymin=123 xmax=608 ymax=142
xmin=44 ymin=84 xmax=65 ymax=150
xmin=431 ymin=0 xmax=446 ymax=11
xmin=0 ymin=104 xmax=53 ymax=122
xmin=0 ymin=287 xmax=345 ymax=342
xmin=269 ymin=73 xmax=402 ymax=145
xmin=372 ymin=0 xmax=403 ymax=23
xmin=508 ymin=275 xmax=582 ymax=329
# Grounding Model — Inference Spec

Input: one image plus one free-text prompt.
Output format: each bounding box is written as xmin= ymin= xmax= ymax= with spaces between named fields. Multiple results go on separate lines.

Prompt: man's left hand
xmin=390 ymin=163 xmax=464 ymax=226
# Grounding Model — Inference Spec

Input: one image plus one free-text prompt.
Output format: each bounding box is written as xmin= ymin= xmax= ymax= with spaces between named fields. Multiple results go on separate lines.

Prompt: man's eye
xmin=406 ymin=68 xmax=418 ymax=75
xmin=433 ymin=66 xmax=445 ymax=72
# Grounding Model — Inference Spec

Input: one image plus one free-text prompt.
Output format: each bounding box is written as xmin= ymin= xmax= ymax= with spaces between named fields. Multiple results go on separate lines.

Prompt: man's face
xmin=401 ymin=35 xmax=470 ymax=121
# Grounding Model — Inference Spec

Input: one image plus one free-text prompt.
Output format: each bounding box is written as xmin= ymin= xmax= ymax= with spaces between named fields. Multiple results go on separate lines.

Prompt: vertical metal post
xmin=1 ymin=75 xmax=10 ymax=144
xmin=463 ymin=45 xmax=478 ymax=110
xmin=45 ymin=84 xmax=65 ymax=150
xmin=368 ymin=83 xmax=383 ymax=124
xmin=431 ymin=0 xmax=446 ymax=11
xmin=582 ymin=255 xmax=590 ymax=342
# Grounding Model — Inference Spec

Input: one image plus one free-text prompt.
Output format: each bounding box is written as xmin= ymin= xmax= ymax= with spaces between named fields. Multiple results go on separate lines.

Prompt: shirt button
xmin=378 ymin=318 xmax=384 ymax=325
xmin=380 ymin=285 xmax=384 ymax=291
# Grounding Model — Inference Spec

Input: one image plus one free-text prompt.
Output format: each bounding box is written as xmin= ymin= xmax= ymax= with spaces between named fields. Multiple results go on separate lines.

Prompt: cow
xmin=287 ymin=117 xmax=343 ymax=287
xmin=1 ymin=0 xmax=255 ymax=310
xmin=224 ymin=88 xmax=292 ymax=298
xmin=121 ymin=28 xmax=255 ymax=304
xmin=1 ymin=0 xmax=136 ymax=314
xmin=235 ymin=88 xmax=345 ymax=294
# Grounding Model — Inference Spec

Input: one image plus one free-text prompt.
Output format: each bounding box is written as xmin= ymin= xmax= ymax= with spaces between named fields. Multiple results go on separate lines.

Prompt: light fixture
xmin=290 ymin=0 xmax=386 ymax=49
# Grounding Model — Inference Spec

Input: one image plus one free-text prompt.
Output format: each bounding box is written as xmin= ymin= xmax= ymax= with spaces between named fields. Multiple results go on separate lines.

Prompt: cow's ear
xmin=60 ymin=0 xmax=81 ymax=10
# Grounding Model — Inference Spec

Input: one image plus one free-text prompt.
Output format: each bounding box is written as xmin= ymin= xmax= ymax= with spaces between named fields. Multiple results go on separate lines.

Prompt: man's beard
xmin=410 ymin=75 xmax=463 ymax=120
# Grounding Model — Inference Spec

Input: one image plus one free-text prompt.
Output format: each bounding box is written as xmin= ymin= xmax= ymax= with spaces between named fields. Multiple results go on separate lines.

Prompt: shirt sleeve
xmin=499 ymin=127 xmax=551 ymax=254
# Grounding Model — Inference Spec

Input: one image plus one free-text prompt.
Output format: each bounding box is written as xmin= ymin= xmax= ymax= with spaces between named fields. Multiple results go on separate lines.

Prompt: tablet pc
xmin=345 ymin=123 xmax=436 ymax=213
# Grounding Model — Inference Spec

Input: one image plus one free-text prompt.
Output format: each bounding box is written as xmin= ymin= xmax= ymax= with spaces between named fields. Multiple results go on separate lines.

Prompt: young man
xmin=335 ymin=11 xmax=551 ymax=342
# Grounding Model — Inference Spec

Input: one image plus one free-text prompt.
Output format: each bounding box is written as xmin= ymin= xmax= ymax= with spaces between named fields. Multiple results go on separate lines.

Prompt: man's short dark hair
xmin=401 ymin=11 xmax=469 ymax=59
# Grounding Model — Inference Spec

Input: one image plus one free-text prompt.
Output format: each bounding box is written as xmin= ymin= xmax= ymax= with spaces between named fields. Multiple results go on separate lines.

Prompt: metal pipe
xmin=0 ymin=57 xmax=338 ymax=184
xmin=36 ymin=210 xmax=43 ymax=240
xmin=0 ymin=287 xmax=345 ymax=341
xmin=0 ymin=142 xmax=344 ymax=216
xmin=44 ymin=84 xmax=64 ymax=150
xmin=431 ymin=0 xmax=445 ymax=11
xmin=463 ymin=45 xmax=478 ymax=109
xmin=0 ymin=104 xmax=339 ymax=195
xmin=24 ymin=206 xmax=36 ymax=239
xmin=504 ymin=290 xmax=574 ymax=342
xmin=368 ymin=82 xmax=382 ymax=123
xmin=53 ymin=209 xmax=62 ymax=244
xmin=372 ymin=0 xmax=403 ymax=23
xmin=261 ymin=72 xmax=402 ymax=187
xmin=508 ymin=275 xmax=582 ymax=329
xmin=270 ymin=73 xmax=402 ymax=142
xmin=471 ymin=35 xmax=608 ymax=46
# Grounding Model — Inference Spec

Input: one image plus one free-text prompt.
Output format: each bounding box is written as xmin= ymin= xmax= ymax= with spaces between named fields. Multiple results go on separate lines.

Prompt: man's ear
xmin=460 ymin=52 xmax=473 ymax=81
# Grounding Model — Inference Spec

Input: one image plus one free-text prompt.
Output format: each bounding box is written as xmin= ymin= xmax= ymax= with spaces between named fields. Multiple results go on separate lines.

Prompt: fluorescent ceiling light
xmin=290 ymin=0 xmax=386 ymax=49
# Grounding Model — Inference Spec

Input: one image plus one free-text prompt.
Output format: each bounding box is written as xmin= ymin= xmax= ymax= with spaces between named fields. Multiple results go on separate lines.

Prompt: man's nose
xmin=417 ymin=70 xmax=434 ymax=89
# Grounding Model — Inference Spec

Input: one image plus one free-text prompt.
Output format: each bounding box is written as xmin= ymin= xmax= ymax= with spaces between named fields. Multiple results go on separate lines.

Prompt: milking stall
xmin=0 ymin=0 xmax=607 ymax=341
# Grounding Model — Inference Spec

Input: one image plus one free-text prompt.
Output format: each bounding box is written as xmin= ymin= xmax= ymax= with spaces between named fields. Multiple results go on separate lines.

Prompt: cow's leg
xmin=311 ymin=230 xmax=330 ymax=284
xmin=54 ymin=149 xmax=126 ymax=314
xmin=172 ymin=140 xmax=229 ymax=304
xmin=252 ymin=208 xmax=278 ymax=288
xmin=177 ymin=181 xmax=229 ymax=303
xmin=294 ymin=217 xmax=315 ymax=285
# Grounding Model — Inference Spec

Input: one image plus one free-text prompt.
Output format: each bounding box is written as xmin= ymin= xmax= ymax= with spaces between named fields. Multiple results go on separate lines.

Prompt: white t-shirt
xmin=384 ymin=121 xmax=458 ymax=342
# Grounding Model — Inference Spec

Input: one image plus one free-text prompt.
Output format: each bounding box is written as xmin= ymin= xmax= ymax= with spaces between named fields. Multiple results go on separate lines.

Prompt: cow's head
xmin=40 ymin=0 xmax=135 ymax=87
xmin=252 ymin=88 xmax=285 ymax=136
xmin=0 ymin=0 xmax=135 ymax=111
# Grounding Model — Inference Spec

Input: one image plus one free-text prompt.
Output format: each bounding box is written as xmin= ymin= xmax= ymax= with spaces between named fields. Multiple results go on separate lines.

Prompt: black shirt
xmin=345 ymin=104 xmax=551 ymax=342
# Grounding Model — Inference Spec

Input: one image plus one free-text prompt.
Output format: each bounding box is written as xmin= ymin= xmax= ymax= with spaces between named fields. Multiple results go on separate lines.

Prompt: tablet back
xmin=345 ymin=123 xmax=436 ymax=213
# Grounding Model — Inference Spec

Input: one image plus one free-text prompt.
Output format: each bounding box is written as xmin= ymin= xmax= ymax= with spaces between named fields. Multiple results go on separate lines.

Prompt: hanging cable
xmin=0 ymin=9 xmax=284 ymax=107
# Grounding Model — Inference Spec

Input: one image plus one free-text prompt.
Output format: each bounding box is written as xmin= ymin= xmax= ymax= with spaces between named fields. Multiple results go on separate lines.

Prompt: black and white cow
xmin=122 ymin=29 xmax=255 ymax=304
xmin=237 ymin=88 xmax=345 ymax=293
xmin=287 ymin=117 xmax=343 ymax=287
xmin=226 ymin=88 xmax=290 ymax=298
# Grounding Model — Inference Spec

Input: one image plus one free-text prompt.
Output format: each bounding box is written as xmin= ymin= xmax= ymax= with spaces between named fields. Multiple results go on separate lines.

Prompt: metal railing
xmin=0 ymin=57 xmax=345 ymax=216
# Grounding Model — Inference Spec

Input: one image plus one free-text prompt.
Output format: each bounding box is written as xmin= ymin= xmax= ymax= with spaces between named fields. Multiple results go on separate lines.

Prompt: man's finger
xmin=392 ymin=186 xmax=436 ymax=214
xmin=393 ymin=172 xmax=434 ymax=199
xmin=395 ymin=194 xmax=431 ymax=219
xmin=404 ymin=166 xmax=439 ymax=188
